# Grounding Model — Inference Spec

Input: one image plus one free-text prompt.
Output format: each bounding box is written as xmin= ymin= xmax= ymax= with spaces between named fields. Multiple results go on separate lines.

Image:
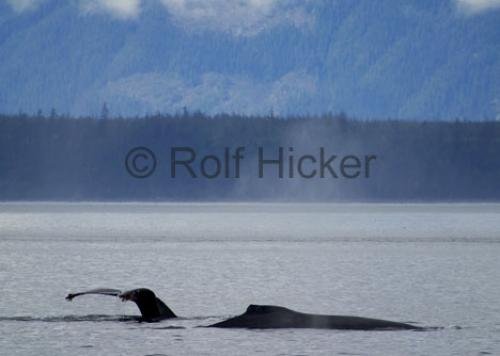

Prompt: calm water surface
xmin=0 ymin=203 xmax=499 ymax=355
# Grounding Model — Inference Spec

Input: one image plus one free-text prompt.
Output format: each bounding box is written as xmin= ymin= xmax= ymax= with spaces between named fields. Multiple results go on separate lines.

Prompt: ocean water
xmin=0 ymin=203 xmax=499 ymax=356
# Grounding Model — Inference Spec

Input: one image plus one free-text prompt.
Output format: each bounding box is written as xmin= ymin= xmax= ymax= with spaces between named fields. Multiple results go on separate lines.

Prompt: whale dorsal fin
xmin=245 ymin=305 xmax=292 ymax=315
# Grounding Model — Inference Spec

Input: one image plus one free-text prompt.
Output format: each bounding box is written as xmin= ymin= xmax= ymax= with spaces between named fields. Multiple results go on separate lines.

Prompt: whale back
xmin=210 ymin=304 xmax=421 ymax=330
xmin=210 ymin=304 xmax=304 ymax=328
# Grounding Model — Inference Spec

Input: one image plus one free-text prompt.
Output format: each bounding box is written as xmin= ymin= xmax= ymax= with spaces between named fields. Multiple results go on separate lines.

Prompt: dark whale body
xmin=66 ymin=288 xmax=423 ymax=330
xmin=209 ymin=305 xmax=422 ymax=330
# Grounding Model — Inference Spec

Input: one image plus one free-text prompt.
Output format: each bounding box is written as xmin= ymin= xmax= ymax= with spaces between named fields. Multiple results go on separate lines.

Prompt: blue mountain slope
xmin=0 ymin=0 xmax=498 ymax=119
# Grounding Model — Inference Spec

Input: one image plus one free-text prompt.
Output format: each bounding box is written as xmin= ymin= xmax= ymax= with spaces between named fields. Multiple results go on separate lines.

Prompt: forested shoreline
xmin=1 ymin=113 xmax=499 ymax=201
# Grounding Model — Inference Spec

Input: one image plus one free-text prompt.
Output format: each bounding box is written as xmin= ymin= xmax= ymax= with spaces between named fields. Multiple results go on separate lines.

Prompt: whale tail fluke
xmin=65 ymin=288 xmax=122 ymax=301
xmin=66 ymin=287 xmax=176 ymax=321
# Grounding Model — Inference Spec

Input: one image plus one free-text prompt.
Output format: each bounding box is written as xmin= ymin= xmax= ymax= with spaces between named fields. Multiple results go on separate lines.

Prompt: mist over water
xmin=1 ymin=203 xmax=500 ymax=355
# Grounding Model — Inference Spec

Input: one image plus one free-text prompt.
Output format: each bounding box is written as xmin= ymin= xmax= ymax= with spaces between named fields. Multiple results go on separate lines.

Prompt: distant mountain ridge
xmin=0 ymin=0 xmax=498 ymax=119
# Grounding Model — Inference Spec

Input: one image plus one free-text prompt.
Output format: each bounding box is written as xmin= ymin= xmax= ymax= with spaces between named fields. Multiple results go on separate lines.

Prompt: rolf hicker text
xmin=125 ymin=146 xmax=377 ymax=179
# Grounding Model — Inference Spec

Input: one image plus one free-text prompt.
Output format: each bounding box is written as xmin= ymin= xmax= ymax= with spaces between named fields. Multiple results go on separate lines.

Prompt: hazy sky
xmin=4 ymin=0 xmax=500 ymax=39
xmin=5 ymin=0 xmax=316 ymax=36
xmin=6 ymin=0 xmax=500 ymax=21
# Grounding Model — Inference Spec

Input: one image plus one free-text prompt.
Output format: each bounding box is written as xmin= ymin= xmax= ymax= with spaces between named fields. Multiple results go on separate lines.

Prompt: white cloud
xmin=4 ymin=0 xmax=312 ymax=34
xmin=158 ymin=0 xmax=313 ymax=36
xmin=80 ymin=0 xmax=141 ymax=19
xmin=456 ymin=0 xmax=500 ymax=14
xmin=4 ymin=0 xmax=141 ymax=18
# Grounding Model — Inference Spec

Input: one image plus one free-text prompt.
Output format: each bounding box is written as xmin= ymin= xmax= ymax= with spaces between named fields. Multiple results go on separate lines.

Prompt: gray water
xmin=0 ymin=203 xmax=499 ymax=355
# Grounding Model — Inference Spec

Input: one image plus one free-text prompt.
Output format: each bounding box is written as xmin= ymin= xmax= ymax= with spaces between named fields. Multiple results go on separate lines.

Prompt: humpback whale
xmin=66 ymin=288 xmax=422 ymax=329
xmin=66 ymin=288 xmax=176 ymax=321
xmin=208 ymin=304 xmax=422 ymax=330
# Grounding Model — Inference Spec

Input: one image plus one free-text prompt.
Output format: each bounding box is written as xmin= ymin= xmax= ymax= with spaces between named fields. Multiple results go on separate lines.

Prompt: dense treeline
xmin=0 ymin=113 xmax=499 ymax=201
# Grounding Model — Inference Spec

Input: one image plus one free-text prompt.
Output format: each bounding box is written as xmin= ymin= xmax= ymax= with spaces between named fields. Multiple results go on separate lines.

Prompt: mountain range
xmin=0 ymin=0 xmax=499 ymax=119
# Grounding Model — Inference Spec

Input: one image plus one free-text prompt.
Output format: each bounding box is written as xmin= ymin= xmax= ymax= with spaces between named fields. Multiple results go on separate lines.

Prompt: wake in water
xmin=0 ymin=315 xmax=140 ymax=323
xmin=0 ymin=314 xmax=218 ymax=329
xmin=64 ymin=287 xmax=436 ymax=330
xmin=0 ymin=314 xmax=452 ymax=332
xmin=0 ymin=288 xmax=447 ymax=331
